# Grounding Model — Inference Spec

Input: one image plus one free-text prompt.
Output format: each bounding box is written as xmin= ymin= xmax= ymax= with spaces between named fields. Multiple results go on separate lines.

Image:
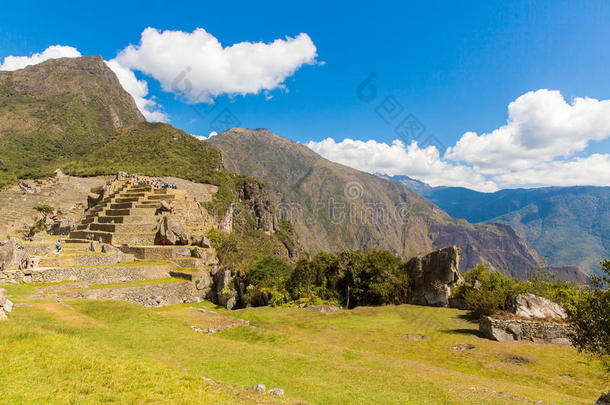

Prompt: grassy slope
xmin=1 ymin=284 xmax=606 ymax=404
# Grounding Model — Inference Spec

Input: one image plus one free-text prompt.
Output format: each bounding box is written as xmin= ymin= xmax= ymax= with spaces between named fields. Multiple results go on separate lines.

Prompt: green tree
xmin=567 ymin=259 xmax=610 ymax=369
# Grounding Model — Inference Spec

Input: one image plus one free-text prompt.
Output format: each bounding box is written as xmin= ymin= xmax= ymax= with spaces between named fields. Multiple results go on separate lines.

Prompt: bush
xmin=456 ymin=264 xmax=522 ymax=316
xmin=567 ymin=259 xmax=610 ymax=369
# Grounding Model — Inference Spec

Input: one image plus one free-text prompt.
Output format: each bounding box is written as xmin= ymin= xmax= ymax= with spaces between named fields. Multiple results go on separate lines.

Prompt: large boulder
xmin=155 ymin=215 xmax=190 ymax=245
xmin=405 ymin=246 xmax=463 ymax=307
xmin=0 ymin=237 xmax=26 ymax=270
xmin=512 ymin=293 xmax=567 ymax=320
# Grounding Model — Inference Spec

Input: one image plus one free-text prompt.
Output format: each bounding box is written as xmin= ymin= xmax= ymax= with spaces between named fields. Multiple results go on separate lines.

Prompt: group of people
xmin=118 ymin=172 xmax=178 ymax=190
xmin=18 ymin=256 xmax=36 ymax=270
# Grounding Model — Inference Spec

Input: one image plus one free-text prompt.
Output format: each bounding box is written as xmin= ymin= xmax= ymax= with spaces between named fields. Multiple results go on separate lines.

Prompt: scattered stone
xmin=0 ymin=288 xmax=6 ymax=307
xmin=512 ymin=293 xmax=567 ymax=320
xmin=4 ymin=299 xmax=13 ymax=313
xmin=201 ymin=376 xmax=215 ymax=382
xmin=452 ymin=344 xmax=476 ymax=351
xmin=268 ymin=388 xmax=284 ymax=396
xmin=401 ymin=334 xmax=429 ymax=341
xmin=502 ymin=353 xmax=532 ymax=364
xmin=304 ymin=304 xmax=339 ymax=313
xmin=251 ymin=384 xmax=266 ymax=393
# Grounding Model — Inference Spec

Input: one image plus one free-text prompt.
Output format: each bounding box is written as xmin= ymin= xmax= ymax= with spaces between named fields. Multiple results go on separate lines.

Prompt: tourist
xmin=1 ymin=260 xmax=5 ymax=271
xmin=56 ymin=240 xmax=61 ymax=253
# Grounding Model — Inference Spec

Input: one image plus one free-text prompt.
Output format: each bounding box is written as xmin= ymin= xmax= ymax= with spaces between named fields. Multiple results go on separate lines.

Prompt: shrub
xmin=567 ymin=259 xmax=610 ymax=369
xmin=456 ymin=264 xmax=522 ymax=316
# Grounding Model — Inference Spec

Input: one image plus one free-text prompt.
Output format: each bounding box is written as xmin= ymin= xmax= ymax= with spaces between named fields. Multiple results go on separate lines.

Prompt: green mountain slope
xmin=0 ymin=56 xmax=145 ymax=185
xmin=207 ymin=128 xmax=543 ymax=276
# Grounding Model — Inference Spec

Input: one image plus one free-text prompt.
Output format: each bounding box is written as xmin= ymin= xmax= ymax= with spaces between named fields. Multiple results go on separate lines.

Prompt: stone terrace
xmin=2 ymin=176 xmax=220 ymax=308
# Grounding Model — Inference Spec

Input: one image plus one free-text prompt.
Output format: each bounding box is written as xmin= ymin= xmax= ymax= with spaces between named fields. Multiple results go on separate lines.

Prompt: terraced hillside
xmin=1 ymin=177 xmax=222 ymax=307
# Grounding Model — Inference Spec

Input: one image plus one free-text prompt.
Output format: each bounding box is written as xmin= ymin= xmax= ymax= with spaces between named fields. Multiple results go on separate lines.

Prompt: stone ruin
xmin=0 ymin=176 xmax=235 ymax=309
xmin=479 ymin=293 xmax=571 ymax=344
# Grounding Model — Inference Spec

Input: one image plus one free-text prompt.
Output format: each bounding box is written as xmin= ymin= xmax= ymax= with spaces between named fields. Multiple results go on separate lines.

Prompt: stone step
xmin=68 ymin=230 xmax=114 ymax=244
xmin=146 ymin=194 xmax=176 ymax=201
xmin=103 ymin=208 xmax=156 ymax=216
xmin=121 ymin=245 xmax=193 ymax=260
xmin=23 ymin=262 xmax=174 ymax=284
xmin=109 ymin=202 xmax=136 ymax=209
xmin=38 ymin=252 xmax=121 ymax=267
xmin=121 ymin=246 xmax=217 ymax=264
xmin=171 ymin=257 xmax=205 ymax=269
xmin=64 ymin=278 xmax=202 ymax=308
xmin=112 ymin=197 xmax=141 ymax=204
xmin=97 ymin=215 xmax=158 ymax=224
xmin=89 ymin=222 xmax=157 ymax=233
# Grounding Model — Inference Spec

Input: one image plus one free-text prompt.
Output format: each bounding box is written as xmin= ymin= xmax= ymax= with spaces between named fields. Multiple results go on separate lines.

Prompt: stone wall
xmin=479 ymin=316 xmax=572 ymax=344
xmin=2 ymin=264 xmax=173 ymax=284
xmin=65 ymin=281 xmax=204 ymax=308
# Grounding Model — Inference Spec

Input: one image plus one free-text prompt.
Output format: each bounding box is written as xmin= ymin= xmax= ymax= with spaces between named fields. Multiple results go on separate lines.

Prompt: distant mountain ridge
xmin=208 ymin=128 xmax=544 ymax=277
xmin=380 ymin=174 xmax=608 ymax=276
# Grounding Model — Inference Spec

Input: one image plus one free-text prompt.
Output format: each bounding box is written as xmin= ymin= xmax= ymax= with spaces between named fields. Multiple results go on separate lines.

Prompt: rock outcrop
xmin=512 ymin=293 xmax=568 ymax=320
xmin=0 ymin=237 xmax=26 ymax=270
xmin=155 ymin=215 xmax=191 ymax=245
xmin=405 ymin=246 xmax=463 ymax=307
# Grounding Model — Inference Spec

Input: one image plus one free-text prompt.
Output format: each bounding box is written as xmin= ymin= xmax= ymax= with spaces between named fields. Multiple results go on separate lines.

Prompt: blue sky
xmin=1 ymin=0 xmax=610 ymax=191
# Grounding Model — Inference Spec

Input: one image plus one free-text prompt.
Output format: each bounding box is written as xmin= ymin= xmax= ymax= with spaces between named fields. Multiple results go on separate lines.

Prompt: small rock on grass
xmin=251 ymin=384 xmax=266 ymax=392
xmin=452 ymin=344 xmax=476 ymax=351
xmin=268 ymin=388 xmax=284 ymax=396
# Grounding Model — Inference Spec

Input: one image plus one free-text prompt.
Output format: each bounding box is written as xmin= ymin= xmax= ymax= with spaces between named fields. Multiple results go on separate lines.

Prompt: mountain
xmin=207 ymin=128 xmax=544 ymax=276
xmin=0 ymin=56 xmax=230 ymax=187
xmin=381 ymin=175 xmax=608 ymax=276
xmin=0 ymin=56 xmax=299 ymax=269
xmin=0 ymin=56 xmax=147 ymax=187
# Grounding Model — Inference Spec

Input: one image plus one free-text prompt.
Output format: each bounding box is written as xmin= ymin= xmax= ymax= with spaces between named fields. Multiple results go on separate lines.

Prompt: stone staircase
xmin=2 ymin=177 xmax=221 ymax=308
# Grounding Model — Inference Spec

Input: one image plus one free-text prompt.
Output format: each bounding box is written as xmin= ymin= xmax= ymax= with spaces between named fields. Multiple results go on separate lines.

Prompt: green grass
xmin=0 ymin=283 xmax=606 ymax=404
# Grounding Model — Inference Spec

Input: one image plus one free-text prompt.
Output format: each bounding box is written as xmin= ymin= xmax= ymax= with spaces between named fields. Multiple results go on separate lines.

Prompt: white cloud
xmin=105 ymin=59 xmax=168 ymax=122
xmin=0 ymin=45 xmax=81 ymax=71
xmin=308 ymin=89 xmax=610 ymax=191
xmin=495 ymin=154 xmax=610 ymax=187
xmin=446 ymin=89 xmax=610 ymax=172
xmin=191 ymin=131 xmax=217 ymax=141
xmin=307 ymin=138 xmax=499 ymax=192
xmin=115 ymin=27 xmax=318 ymax=103
xmin=0 ymin=45 xmax=167 ymax=122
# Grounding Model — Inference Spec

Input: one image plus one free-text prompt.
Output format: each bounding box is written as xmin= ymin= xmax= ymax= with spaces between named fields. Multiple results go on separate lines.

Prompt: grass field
xmin=0 ymin=283 xmax=607 ymax=404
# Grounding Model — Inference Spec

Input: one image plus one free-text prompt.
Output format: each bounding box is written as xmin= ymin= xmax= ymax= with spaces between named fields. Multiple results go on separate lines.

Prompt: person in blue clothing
xmin=56 ymin=240 xmax=61 ymax=253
